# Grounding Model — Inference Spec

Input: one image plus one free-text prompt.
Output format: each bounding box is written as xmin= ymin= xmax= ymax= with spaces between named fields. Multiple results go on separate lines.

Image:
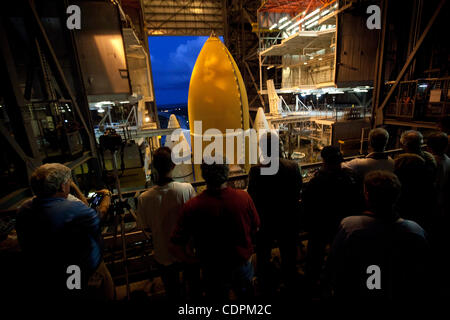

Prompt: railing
xmin=117 ymin=147 xmax=405 ymax=200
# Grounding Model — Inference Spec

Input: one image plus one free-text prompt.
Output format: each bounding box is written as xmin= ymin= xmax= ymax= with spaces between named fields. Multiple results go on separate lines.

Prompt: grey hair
xmin=30 ymin=163 xmax=72 ymax=198
xmin=400 ymin=130 xmax=423 ymax=152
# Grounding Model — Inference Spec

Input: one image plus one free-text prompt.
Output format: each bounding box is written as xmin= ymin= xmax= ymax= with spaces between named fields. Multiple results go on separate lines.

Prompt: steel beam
xmin=0 ymin=17 xmax=41 ymax=177
xmin=27 ymin=0 xmax=98 ymax=158
xmin=244 ymin=61 xmax=265 ymax=107
xmin=374 ymin=0 xmax=446 ymax=126
xmin=372 ymin=0 xmax=388 ymax=127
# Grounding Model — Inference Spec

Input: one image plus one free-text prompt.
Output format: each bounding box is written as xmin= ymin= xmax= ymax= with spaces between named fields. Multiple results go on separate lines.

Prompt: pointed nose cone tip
xmin=254 ymin=107 xmax=269 ymax=131
xmin=167 ymin=114 xmax=181 ymax=129
xmin=188 ymin=36 xmax=249 ymax=135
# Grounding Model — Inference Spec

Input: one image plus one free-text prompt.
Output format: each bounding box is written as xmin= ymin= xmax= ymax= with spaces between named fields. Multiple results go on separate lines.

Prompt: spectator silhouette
xmin=343 ymin=127 xmax=395 ymax=180
xmin=136 ymin=147 xmax=195 ymax=301
xmin=247 ymin=132 xmax=302 ymax=296
xmin=170 ymin=159 xmax=260 ymax=301
xmin=303 ymin=146 xmax=362 ymax=293
xmin=399 ymin=130 xmax=437 ymax=181
xmin=328 ymin=171 xmax=429 ymax=301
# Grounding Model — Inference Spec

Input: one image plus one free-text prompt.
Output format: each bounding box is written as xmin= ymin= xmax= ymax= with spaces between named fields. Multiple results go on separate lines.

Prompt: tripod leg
xmin=112 ymin=212 xmax=118 ymax=300
xmin=120 ymin=214 xmax=130 ymax=300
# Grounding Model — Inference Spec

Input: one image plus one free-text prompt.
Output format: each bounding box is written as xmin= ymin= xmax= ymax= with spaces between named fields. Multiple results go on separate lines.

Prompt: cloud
xmin=169 ymin=37 xmax=207 ymax=71
xmin=150 ymin=36 xmax=209 ymax=105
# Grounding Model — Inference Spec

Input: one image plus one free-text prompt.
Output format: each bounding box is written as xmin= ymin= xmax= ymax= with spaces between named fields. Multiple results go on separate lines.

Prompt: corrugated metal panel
xmin=143 ymin=0 xmax=225 ymax=36
xmin=74 ymin=1 xmax=130 ymax=100
xmin=335 ymin=10 xmax=379 ymax=87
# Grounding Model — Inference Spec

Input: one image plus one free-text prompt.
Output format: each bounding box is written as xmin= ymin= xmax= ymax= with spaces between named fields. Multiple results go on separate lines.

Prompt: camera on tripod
xmin=99 ymin=128 xmax=123 ymax=152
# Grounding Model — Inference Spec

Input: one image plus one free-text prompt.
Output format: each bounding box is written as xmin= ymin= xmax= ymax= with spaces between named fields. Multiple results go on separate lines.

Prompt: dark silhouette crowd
xmin=14 ymin=127 xmax=450 ymax=305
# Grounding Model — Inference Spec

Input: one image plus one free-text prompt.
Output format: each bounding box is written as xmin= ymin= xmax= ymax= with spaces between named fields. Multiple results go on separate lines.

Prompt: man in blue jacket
xmin=16 ymin=163 xmax=114 ymax=301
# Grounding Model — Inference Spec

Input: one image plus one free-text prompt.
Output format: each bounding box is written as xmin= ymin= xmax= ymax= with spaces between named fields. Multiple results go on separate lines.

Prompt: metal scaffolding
xmin=143 ymin=0 xmax=225 ymax=36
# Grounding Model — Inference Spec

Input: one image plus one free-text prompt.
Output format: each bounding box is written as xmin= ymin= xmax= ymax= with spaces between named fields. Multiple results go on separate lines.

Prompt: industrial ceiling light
xmin=304 ymin=14 xmax=320 ymax=26
xmin=305 ymin=21 xmax=318 ymax=29
xmin=278 ymin=20 xmax=293 ymax=30
xmin=269 ymin=23 xmax=278 ymax=30
xmin=304 ymin=9 xmax=320 ymax=20
xmin=286 ymin=18 xmax=305 ymax=31
xmin=278 ymin=17 xmax=288 ymax=24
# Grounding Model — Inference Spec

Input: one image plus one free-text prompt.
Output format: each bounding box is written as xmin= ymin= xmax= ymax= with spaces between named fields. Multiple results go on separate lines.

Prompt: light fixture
xmin=269 ymin=23 xmax=278 ymax=30
xmin=304 ymin=15 xmax=320 ymax=26
xmin=145 ymin=116 xmax=150 ymax=123
xmin=304 ymin=9 xmax=320 ymax=20
xmin=305 ymin=21 xmax=318 ymax=29
xmin=278 ymin=17 xmax=288 ymax=24
xmin=286 ymin=18 xmax=304 ymax=31
xmin=278 ymin=20 xmax=293 ymax=30
xmin=98 ymin=107 xmax=105 ymax=113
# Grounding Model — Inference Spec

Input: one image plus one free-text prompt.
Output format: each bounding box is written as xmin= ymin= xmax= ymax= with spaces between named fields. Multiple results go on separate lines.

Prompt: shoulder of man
xmin=395 ymin=218 xmax=427 ymax=239
xmin=342 ymin=157 xmax=364 ymax=169
xmin=422 ymin=151 xmax=437 ymax=167
xmin=171 ymin=181 xmax=194 ymax=190
xmin=138 ymin=186 xmax=157 ymax=198
xmin=67 ymin=198 xmax=97 ymax=216
xmin=234 ymin=188 xmax=255 ymax=203
xmin=340 ymin=215 xmax=376 ymax=235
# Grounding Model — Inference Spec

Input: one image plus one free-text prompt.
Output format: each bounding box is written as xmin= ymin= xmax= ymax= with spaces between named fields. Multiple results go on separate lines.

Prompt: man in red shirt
xmin=170 ymin=160 xmax=260 ymax=301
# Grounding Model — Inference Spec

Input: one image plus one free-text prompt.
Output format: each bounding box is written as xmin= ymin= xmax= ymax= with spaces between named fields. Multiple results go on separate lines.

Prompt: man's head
xmin=321 ymin=146 xmax=344 ymax=168
xmin=427 ymin=132 xmax=448 ymax=156
xmin=364 ymin=171 xmax=401 ymax=216
xmin=400 ymin=130 xmax=423 ymax=153
xmin=30 ymin=163 xmax=72 ymax=198
xmin=152 ymin=147 xmax=175 ymax=181
xmin=369 ymin=128 xmax=389 ymax=152
xmin=201 ymin=160 xmax=229 ymax=189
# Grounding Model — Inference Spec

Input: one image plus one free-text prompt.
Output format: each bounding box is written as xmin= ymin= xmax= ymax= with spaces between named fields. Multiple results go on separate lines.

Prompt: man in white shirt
xmin=343 ymin=128 xmax=394 ymax=179
xmin=136 ymin=147 xmax=195 ymax=300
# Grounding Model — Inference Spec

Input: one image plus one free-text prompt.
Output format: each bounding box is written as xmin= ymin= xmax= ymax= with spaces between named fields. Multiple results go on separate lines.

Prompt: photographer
xmin=16 ymin=163 xmax=114 ymax=301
